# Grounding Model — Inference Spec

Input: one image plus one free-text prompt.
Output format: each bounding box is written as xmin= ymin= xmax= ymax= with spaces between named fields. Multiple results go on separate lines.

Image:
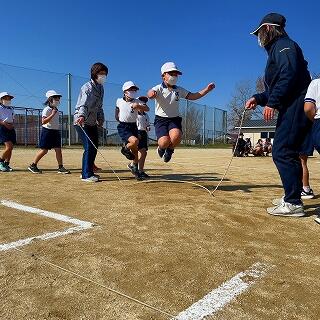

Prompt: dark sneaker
xmin=121 ymin=146 xmax=135 ymax=160
xmin=4 ymin=162 xmax=13 ymax=172
xmin=163 ymin=148 xmax=174 ymax=163
xmin=0 ymin=162 xmax=9 ymax=172
xmin=139 ymin=171 xmax=150 ymax=179
xmin=135 ymin=171 xmax=144 ymax=181
xmin=157 ymin=147 xmax=165 ymax=158
xmin=58 ymin=166 xmax=71 ymax=174
xmin=301 ymin=189 xmax=315 ymax=200
xmin=127 ymin=163 xmax=135 ymax=175
xmin=28 ymin=164 xmax=42 ymax=174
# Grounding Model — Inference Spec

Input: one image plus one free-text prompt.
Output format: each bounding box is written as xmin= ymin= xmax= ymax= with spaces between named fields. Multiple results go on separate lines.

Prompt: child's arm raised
xmin=186 ymin=83 xmax=215 ymax=101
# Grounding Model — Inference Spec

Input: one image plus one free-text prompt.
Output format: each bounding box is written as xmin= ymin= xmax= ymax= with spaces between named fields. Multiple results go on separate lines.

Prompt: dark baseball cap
xmin=251 ymin=13 xmax=286 ymax=35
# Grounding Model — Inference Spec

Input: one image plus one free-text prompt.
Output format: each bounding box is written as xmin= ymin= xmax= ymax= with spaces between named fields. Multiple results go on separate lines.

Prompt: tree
xmin=183 ymin=103 xmax=202 ymax=144
xmin=227 ymin=81 xmax=254 ymax=130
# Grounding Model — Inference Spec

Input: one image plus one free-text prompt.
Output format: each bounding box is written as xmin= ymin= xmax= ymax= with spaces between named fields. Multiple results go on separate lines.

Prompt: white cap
xmin=45 ymin=90 xmax=62 ymax=99
xmin=122 ymin=81 xmax=139 ymax=92
xmin=161 ymin=62 xmax=182 ymax=75
xmin=0 ymin=92 xmax=14 ymax=99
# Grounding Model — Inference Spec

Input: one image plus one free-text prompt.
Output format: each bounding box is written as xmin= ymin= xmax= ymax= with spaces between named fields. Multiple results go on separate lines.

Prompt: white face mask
xmin=258 ymin=35 xmax=264 ymax=47
xmin=167 ymin=75 xmax=178 ymax=86
xmin=97 ymin=75 xmax=106 ymax=85
xmin=2 ymin=100 xmax=11 ymax=107
xmin=51 ymin=100 xmax=60 ymax=108
xmin=125 ymin=91 xmax=138 ymax=99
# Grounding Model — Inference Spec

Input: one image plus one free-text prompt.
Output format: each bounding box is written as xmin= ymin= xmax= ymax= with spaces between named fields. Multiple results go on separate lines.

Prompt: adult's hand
xmin=245 ymin=97 xmax=257 ymax=110
xmin=263 ymin=106 xmax=275 ymax=121
xmin=76 ymin=116 xmax=85 ymax=126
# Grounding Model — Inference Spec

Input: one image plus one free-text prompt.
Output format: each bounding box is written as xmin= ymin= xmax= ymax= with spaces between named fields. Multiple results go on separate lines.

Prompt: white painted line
xmin=173 ymin=262 xmax=271 ymax=320
xmin=0 ymin=200 xmax=95 ymax=252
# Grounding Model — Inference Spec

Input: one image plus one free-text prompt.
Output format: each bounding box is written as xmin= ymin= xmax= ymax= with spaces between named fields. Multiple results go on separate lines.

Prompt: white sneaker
xmin=315 ymin=216 xmax=320 ymax=224
xmin=272 ymin=196 xmax=285 ymax=206
xmin=81 ymin=175 xmax=99 ymax=182
xmin=267 ymin=202 xmax=305 ymax=217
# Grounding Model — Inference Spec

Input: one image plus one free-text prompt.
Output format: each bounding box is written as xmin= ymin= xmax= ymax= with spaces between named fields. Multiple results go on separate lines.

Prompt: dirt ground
xmin=1 ymin=147 xmax=319 ymax=320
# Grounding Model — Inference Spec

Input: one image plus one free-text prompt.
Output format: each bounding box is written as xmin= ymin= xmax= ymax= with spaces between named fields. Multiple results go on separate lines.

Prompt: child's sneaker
xmin=157 ymin=147 xmax=165 ymax=158
xmin=58 ymin=166 xmax=71 ymax=174
xmin=28 ymin=163 xmax=42 ymax=174
xmin=127 ymin=163 xmax=135 ymax=175
xmin=163 ymin=148 xmax=174 ymax=163
xmin=121 ymin=146 xmax=135 ymax=160
xmin=0 ymin=162 xmax=9 ymax=172
xmin=301 ymin=188 xmax=315 ymax=200
xmin=139 ymin=171 xmax=150 ymax=179
xmin=4 ymin=162 xmax=13 ymax=172
xmin=81 ymin=175 xmax=99 ymax=182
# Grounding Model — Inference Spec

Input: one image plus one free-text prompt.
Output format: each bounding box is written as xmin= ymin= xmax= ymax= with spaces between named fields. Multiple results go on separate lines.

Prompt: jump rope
xmin=78 ymin=108 xmax=247 ymax=197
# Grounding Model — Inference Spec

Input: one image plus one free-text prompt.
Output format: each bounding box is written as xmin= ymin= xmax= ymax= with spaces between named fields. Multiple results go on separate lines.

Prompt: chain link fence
xmin=1 ymin=62 xmax=227 ymax=146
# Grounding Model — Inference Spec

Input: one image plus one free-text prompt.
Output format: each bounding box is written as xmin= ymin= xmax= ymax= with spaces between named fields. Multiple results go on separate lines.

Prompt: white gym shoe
xmin=267 ymin=202 xmax=305 ymax=217
xmin=272 ymin=196 xmax=285 ymax=206
xmin=81 ymin=175 xmax=99 ymax=182
xmin=315 ymin=216 xmax=320 ymax=224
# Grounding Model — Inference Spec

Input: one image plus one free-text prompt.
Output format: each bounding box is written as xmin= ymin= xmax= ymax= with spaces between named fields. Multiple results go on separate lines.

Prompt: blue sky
xmin=1 ymin=0 xmax=319 ymax=113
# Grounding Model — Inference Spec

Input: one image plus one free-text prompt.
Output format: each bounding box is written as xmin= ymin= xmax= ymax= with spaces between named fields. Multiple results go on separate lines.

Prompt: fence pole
xmin=202 ymin=105 xmax=206 ymax=145
xmin=24 ymin=108 xmax=28 ymax=146
xmin=212 ymin=107 xmax=215 ymax=144
xmin=67 ymin=73 xmax=72 ymax=146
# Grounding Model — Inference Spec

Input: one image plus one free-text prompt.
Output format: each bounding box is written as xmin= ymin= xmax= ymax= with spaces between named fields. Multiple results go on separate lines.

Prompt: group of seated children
xmin=233 ymin=133 xmax=272 ymax=157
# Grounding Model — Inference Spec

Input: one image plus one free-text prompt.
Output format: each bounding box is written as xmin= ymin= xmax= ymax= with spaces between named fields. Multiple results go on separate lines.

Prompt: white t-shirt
xmin=42 ymin=106 xmax=60 ymax=130
xmin=116 ymin=98 xmax=141 ymax=123
xmin=137 ymin=112 xmax=150 ymax=131
xmin=0 ymin=105 xmax=14 ymax=123
xmin=152 ymin=83 xmax=189 ymax=118
xmin=305 ymin=79 xmax=320 ymax=119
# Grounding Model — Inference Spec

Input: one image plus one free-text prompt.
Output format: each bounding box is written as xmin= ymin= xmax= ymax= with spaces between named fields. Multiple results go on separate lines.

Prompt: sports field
xmin=1 ymin=148 xmax=319 ymax=320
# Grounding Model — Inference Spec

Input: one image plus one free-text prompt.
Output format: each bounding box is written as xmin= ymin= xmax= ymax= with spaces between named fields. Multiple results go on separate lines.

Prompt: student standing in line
xmin=28 ymin=90 xmax=70 ymax=174
xmin=0 ymin=92 xmax=16 ymax=172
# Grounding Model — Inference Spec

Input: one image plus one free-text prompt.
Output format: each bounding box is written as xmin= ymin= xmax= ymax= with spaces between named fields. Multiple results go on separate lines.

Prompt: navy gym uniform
xmin=253 ymin=35 xmax=312 ymax=205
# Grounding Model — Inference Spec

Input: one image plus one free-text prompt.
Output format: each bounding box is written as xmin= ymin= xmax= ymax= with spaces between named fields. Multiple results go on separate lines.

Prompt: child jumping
xmin=115 ymin=81 xmax=149 ymax=180
xmin=0 ymin=92 xmax=16 ymax=172
xmin=148 ymin=62 xmax=215 ymax=162
xmin=28 ymin=90 xmax=70 ymax=174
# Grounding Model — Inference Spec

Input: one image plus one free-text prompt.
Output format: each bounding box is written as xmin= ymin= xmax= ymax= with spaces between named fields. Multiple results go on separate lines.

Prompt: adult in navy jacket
xmin=246 ymin=13 xmax=312 ymax=217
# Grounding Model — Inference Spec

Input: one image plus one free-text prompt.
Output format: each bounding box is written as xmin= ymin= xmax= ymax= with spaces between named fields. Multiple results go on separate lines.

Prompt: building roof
xmin=236 ymin=119 xmax=277 ymax=129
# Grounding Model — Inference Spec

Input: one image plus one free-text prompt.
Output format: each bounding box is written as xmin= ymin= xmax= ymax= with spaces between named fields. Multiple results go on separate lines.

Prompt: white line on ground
xmin=173 ymin=262 xmax=271 ymax=320
xmin=0 ymin=200 xmax=95 ymax=252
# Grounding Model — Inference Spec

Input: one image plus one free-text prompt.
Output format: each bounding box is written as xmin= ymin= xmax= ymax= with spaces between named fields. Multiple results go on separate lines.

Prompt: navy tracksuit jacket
xmin=253 ymin=35 xmax=312 ymax=205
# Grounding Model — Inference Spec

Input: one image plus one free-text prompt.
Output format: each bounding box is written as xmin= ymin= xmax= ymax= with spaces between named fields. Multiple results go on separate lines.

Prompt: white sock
xmin=303 ymin=186 xmax=311 ymax=193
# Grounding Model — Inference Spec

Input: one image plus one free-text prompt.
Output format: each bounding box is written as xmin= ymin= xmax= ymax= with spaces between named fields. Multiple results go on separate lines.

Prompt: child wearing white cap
xmin=28 ymin=90 xmax=70 ymax=174
xmin=115 ymin=81 xmax=149 ymax=180
xmin=148 ymin=62 xmax=215 ymax=162
xmin=0 ymin=92 xmax=16 ymax=172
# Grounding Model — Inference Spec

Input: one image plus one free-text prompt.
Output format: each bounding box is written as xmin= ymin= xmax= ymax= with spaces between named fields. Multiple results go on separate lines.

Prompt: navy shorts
xmin=154 ymin=115 xmax=182 ymax=140
xmin=39 ymin=128 xmax=61 ymax=149
xmin=117 ymin=122 xmax=138 ymax=143
xmin=299 ymin=128 xmax=314 ymax=156
xmin=0 ymin=125 xmax=16 ymax=144
xmin=138 ymin=130 xmax=148 ymax=150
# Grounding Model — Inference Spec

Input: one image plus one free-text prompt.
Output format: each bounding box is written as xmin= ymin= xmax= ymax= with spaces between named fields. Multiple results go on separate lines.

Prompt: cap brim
xmin=162 ymin=69 xmax=182 ymax=75
xmin=250 ymin=23 xmax=281 ymax=35
xmin=123 ymin=86 xmax=139 ymax=91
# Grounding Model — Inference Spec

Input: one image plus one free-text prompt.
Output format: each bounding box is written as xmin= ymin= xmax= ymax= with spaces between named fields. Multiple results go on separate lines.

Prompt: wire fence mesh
xmin=0 ymin=62 xmax=227 ymax=146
